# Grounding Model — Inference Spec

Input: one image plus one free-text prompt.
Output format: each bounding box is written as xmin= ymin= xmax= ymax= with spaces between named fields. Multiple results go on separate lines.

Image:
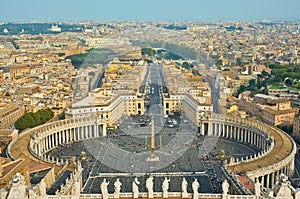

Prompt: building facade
xmin=0 ymin=103 xmax=25 ymax=129
xmin=293 ymin=116 xmax=300 ymax=137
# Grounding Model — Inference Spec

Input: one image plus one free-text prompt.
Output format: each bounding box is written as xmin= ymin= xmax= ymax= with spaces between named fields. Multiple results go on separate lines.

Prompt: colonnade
xmin=29 ymin=116 xmax=107 ymax=159
xmin=26 ymin=114 xmax=296 ymax=191
xmin=209 ymin=122 xmax=269 ymax=151
xmin=199 ymin=116 xmax=296 ymax=190
xmin=254 ymin=162 xmax=294 ymax=189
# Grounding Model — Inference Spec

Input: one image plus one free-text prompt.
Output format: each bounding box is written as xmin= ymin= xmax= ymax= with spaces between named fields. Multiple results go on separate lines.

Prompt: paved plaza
xmin=49 ymin=131 xmax=258 ymax=194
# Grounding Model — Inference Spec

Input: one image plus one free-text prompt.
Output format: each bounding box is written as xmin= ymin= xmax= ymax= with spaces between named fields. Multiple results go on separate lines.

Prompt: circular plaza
xmin=7 ymin=113 xmax=296 ymax=195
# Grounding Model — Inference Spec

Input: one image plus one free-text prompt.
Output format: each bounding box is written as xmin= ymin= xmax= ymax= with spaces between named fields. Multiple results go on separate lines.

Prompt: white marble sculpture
xmin=132 ymin=177 xmax=140 ymax=198
xmin=101 ymin=178 xmax=109 ymax=199
xmin=222 ymin=179 xmax=229 ymax=195
xmin=146 ymin=176 xmax=154 ymax=198
xmin=192 ymin=178 xmax=199 ymax=199
xmin=181 ymin=177 xmax=188 ymax=198
xmin=162 ymin=177 xmax=170 ymax=198
xmin=7 ymin=173 xmax=27 ymax=199
xmin=114 ymin=178 xmax=122 ymax=198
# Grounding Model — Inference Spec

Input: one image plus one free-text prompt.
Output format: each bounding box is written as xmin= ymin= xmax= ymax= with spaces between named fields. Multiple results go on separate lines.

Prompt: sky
xmin=1 ymin=0 xmax=300 ymax=22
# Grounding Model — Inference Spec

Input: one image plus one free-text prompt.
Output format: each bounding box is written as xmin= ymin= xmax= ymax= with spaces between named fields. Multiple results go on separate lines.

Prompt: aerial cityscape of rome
xmin=1 ymin=0 xmax=300 ymax=198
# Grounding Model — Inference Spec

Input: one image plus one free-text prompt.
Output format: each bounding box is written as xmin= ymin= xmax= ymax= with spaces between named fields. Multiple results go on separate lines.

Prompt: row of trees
xmin=65 ymin=48 xmax=116 ymax=69
xmin=15 ymin=108 xmax=54 ymax=131
xmin=236 ymin=64 xmax=300 ymax=97
xmin=269 ymin=64 xmax=300 ymax=81
xmin=132 ymin=40 xmax=200 ymax=60
xmin=236 ymin=70 xmax=269 ymax=97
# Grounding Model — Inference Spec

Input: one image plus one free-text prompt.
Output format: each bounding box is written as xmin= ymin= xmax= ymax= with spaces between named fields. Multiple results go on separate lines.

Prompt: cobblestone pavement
xmin=49 ymin=133 xmax=258 ymax=194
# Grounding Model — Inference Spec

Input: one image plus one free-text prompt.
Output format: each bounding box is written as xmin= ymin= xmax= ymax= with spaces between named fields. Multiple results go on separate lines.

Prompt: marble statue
xmin=222 ymin=179 xmax=229 ymax=195
xmin=146 ymin=176 xmax=154 ymax=198
xmin=192 ymin=178 xmax=199 ymax=199
xmin=28 ymin=189 xmax=38 ymax=199
xmin=7 ymin=173 xmax=27 ymax=199
xmin=132 ymin=177 xmax=140 ymax=198
xmin=114 ymin=178 xmax=122 ymax=198
xmin=101 ymin=178 xmax=109 ymax=199
xmin=181 ymin=177 xmax=188 ymax=197
xmin=39 ymin=179 xmax=47 ymax=197
xmin=162 ymin=177 xmax=170 ymax=198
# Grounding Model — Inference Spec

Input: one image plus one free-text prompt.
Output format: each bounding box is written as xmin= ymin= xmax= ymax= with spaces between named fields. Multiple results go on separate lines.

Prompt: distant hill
xmin=0 ymin=23 xmax=83 ymax=35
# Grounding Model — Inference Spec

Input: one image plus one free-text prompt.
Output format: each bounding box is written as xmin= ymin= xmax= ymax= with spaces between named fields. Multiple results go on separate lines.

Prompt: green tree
xmin=261 ymin=70 xmax=269 ymax=77
xmin=14 ymin=109 xmax=54 ymax=131
xmin=249 ymin=79 xmax=256 ymax=87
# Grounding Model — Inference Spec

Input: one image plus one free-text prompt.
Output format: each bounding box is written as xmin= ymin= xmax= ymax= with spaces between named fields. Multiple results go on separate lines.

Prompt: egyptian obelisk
xmin=146 ymin=116 xmax=159 ymax=161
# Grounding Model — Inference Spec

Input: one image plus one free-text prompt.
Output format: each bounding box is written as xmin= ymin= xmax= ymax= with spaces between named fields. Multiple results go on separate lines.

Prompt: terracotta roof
xmin=28 ymin=161 xmax=52 ymax=174
xmin=263 ymin=107 xmax=298 ymax=115
xmin=1 ymin=159 xmax=24 ymax=177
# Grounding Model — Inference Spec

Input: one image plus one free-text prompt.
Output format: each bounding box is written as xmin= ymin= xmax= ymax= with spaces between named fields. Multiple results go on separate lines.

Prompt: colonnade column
xmin=90 ymin=125 xmax=93 ymax=138
xmin=84 ymin=126 xmax=87 ymax=139
xmin=103 ymin=123 xmax=107 ymax=137
xmin=44 ymin=137 xmax=47 ymax=151
xmin=55 ymin=132 xmax=58 ymax=147
xmin=240 ymin=128 xmax=243 ymax=142
xmin=66 ymin=129 xmax=69 ymax=143
xmin=94 ymin=124 xmax=98 ymax=138
xmin=62 ymin=130 xmax=65 ymax=143
xmin=226 ymin=125 xmax=229 ymax=138
xmin=213 ymin=123 xmax=216 ymax=136
xmin=48 ymin=135 xmax=51 ymax=149
xmin=51 ymin=134 xmax=55 ymax=149
xmin=269 ymin=173 xmax=273 ymax=188
xmin=38 ymin=141 xmax=42 ymax=156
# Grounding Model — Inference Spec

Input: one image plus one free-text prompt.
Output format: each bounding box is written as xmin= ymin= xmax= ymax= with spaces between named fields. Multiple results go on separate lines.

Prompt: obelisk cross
xmin=151 ymin=116 xmax=155 ymax=158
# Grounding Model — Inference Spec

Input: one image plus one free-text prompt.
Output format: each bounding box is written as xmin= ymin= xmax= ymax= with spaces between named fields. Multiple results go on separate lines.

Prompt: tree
xmin=141 ymin=48 xmax=154 ymax=56
xmin=249 ymin=79 xmax=256 ymax=87
xmin=15 ymin=108 xmax=54 ymax=131
xmin=285 ymin=78 xmax=293 ymax=86
xmin=261 ymin=70 xmax=270 ymax=77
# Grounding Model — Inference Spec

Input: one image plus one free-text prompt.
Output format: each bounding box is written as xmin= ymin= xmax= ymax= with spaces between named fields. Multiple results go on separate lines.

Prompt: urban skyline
xmin=1 ymin=1 xmax=300 ymax=198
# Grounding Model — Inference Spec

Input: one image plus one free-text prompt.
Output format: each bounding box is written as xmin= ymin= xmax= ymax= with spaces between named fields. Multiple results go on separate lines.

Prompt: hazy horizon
xmin=2 ymin=0 xmax=300 ymax=22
